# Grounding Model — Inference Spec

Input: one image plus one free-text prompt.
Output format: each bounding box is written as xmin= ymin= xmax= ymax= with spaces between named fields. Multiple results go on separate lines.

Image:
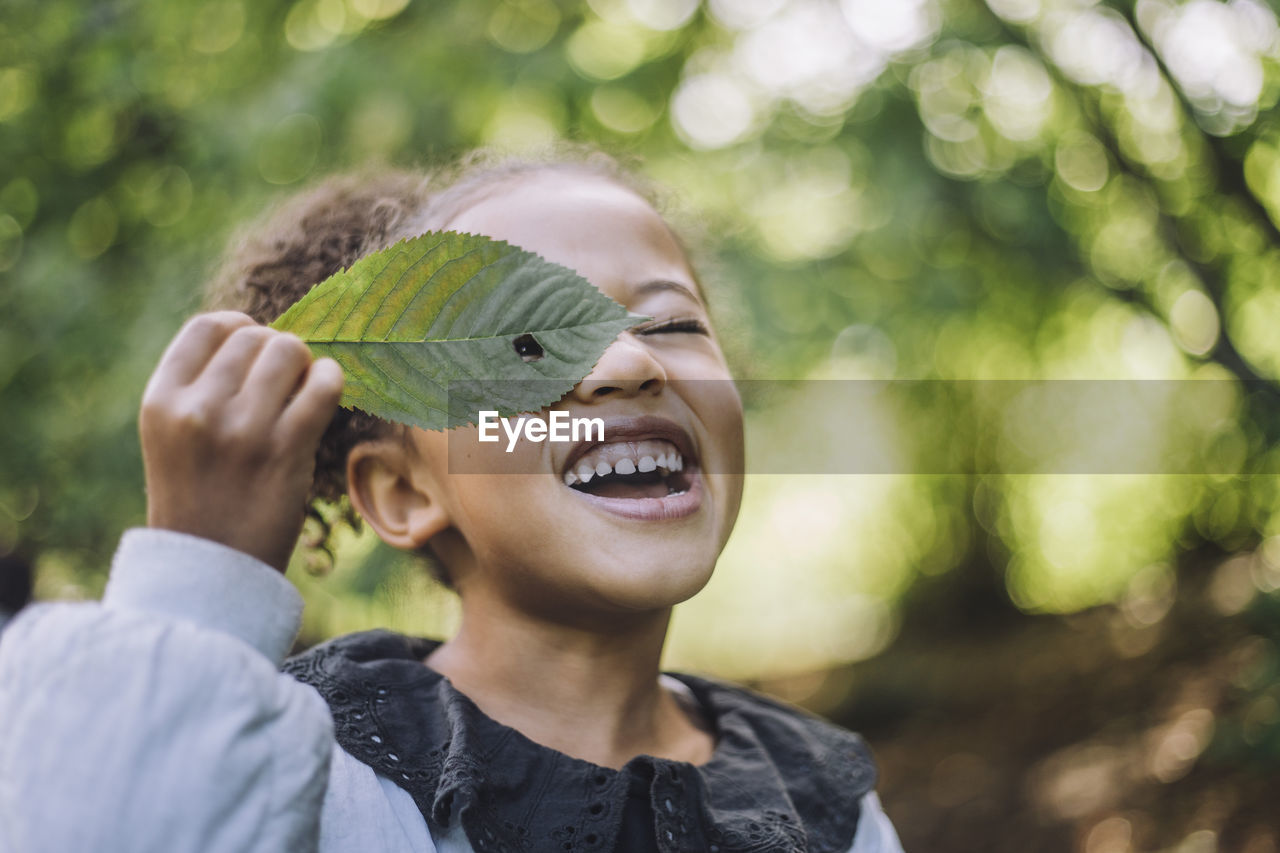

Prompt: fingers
xmin=144 ymin=310 xmax=343 ymax=454
xmin=147 ymin=312 xmax=256 ymax=393
xmin=239 ymin=333 xmax=314 ymax=417
xmin=280 ymin=358 xmax=345 ymax=448
xmin=198 ymin=325 xmax=275 ymax=399
xmin=238 ymin=335 xmax=344 ymax=447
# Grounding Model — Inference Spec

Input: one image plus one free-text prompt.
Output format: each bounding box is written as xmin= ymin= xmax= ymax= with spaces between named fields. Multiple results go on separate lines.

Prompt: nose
xmin=571 ymin=332 xmax=666 ymax=402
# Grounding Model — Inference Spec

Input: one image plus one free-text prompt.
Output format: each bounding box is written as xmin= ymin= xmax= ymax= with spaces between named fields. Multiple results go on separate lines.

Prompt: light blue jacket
xmin=0 ymin=529 xmax=903 ymax=852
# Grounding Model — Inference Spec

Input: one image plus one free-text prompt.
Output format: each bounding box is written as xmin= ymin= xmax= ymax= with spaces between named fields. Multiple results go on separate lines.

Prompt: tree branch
xmin=1103 ymin=0 xmax=1280 ymax=248
xmin=982 ymin=3 xmax=1280 ymax=426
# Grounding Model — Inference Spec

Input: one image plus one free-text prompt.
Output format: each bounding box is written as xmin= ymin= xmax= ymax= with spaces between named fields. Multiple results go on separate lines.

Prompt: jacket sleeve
xmin=0 ymin=528 xmax=335 ymax=853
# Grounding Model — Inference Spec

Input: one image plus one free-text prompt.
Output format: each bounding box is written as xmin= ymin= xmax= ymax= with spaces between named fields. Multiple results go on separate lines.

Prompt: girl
xmin=0 ymin=153 xmax=903 ymax=852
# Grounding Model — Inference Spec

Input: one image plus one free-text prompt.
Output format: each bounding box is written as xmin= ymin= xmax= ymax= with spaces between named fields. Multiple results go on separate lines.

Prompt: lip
xmin=569 ymin=466 xmax=704 ymax=521
xmin=558 ymin=414 xmax=699 ymax=478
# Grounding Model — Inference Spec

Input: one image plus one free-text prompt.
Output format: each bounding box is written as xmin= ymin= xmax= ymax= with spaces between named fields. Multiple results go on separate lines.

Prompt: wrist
xmin=144 ymin=512 xmax=295 ymax=575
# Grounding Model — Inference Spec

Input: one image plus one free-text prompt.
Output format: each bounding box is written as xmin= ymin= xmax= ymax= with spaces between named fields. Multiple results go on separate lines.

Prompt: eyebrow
xmin=633 ymin=279 xmax=702 ymax=303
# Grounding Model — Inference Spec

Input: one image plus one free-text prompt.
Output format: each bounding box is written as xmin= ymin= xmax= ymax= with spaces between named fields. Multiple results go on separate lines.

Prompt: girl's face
xmin=406 ymin=172 xmax=744 ymax=620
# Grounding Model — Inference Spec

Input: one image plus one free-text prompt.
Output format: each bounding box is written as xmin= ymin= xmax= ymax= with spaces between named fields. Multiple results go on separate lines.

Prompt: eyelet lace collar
xmin=284 ymin=629 xmax=877 ymax=853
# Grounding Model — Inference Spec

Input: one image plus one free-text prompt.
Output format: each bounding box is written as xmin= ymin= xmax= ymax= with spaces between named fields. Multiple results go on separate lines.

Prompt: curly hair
xmin=202 ymin=148 xmax=706 ymax=585
xmin=204 ymin=169 xmax=430 ymax=575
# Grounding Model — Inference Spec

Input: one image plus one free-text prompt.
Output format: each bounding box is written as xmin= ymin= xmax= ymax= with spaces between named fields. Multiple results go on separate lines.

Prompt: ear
xmin=346 ymin=439 xmax=451 ymax=551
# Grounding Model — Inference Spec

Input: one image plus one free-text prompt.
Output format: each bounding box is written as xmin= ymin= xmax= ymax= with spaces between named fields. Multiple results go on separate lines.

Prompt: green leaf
xmin=271 ymin=230 xmax=645 ymax=431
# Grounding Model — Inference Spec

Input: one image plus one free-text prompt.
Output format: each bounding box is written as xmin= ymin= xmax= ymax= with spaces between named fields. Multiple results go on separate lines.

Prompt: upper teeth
xmin=563 ymin=439 xmax=685 ymax=486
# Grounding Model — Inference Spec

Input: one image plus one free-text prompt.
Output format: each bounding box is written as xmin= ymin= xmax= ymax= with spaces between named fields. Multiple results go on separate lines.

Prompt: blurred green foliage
xmin=5 ymin=1 xmax=1280 ymax=827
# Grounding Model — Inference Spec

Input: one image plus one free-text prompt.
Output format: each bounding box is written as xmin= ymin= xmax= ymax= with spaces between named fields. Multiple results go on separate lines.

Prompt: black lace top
xmin=283 ymin=629 xmax=878 ymax=853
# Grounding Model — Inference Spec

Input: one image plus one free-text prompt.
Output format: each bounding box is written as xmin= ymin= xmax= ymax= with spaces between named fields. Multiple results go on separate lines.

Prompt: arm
xmin=0 ymin=529 xmax=333 ymax=853
xmin=0 ymin=312 xmax=347 ymax=853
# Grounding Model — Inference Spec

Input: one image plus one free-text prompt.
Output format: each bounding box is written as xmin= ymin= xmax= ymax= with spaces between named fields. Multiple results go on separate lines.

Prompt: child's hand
xmin=139 ymin=311 xmax=345 ymax=573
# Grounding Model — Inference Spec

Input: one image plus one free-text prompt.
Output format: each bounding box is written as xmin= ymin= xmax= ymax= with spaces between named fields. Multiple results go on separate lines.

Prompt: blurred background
xmin=4 ymin=0 xmax=1280 ymax=848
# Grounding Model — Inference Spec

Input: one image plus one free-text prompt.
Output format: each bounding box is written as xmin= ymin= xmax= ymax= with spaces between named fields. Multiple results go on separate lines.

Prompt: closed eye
xmin=633 ymin=317 xmax=709 ymax=336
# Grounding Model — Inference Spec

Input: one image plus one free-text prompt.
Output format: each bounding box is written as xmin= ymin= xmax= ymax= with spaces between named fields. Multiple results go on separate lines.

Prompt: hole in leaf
xmin=513 ymin=333 xmax=544 ymax=362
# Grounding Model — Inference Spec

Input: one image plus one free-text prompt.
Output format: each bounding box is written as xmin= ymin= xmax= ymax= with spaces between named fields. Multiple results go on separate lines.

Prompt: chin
xmin=585 ymin=552 xmax=717 ymax=613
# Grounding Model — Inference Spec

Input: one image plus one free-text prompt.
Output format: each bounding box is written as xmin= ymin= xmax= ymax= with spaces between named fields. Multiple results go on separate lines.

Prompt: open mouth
xmin=563 ymin=439 xmax=693 ymax=499
xmin=558 ymin=417 xmax=704 ymax=521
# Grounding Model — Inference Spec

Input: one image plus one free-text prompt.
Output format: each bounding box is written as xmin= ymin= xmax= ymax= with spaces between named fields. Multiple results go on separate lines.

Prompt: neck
xmin=425 ymin=589 xmax=707 ymax=769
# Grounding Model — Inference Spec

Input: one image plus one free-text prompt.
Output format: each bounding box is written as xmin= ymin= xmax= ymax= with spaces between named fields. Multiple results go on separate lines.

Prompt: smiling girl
xmin=0 ymin=154 xmax=902 ymax=853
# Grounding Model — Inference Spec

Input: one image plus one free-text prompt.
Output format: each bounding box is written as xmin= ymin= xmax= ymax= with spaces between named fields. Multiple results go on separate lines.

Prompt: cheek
xmin=701 ymin=384 xmax=745 ymax=542
xmin=452 ymin=475 xmax=547 ymax=551
xmin=444 ymin=424 xmax=549 ymax=476
xmin=689 ymin=381 xmax=744 ymax=475
xmin=443 ymin=426 xmax=565 ymax=549
xmin=415 ymin=426 xmax=553 ymax=545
